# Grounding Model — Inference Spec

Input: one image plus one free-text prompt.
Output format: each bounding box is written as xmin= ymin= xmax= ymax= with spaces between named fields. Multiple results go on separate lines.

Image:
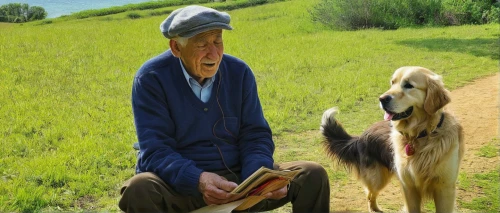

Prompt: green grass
xmin=28 ymin=0 xmax=283 ymax=25
xmin=477 ymin=138 xmax=499 ymax=158
xmin=0 ymin=0 xmax=499 ymax=211
xmin=458 ymin=169 xmax=500 ymax=212
xmin=455 ymin=138 xmax=500 ymax=213
xmin=227 ymin=1 xmax=498 ymax=134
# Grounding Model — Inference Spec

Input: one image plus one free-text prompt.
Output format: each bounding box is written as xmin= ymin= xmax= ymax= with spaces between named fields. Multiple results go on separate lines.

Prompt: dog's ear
xmin=424 ymin=75 xmax=450 ymax=115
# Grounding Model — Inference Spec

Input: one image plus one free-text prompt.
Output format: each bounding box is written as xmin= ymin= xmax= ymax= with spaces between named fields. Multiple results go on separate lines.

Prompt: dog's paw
xmin=320 ymin=107 xmax=339 ymax=130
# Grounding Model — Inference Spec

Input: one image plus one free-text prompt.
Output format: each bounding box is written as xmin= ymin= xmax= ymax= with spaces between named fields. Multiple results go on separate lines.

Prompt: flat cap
xmin=160 ymin=5 xmax=232 ymax=39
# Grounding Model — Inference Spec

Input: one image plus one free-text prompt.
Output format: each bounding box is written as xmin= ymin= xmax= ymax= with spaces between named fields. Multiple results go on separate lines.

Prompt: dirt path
xmin=329 ymin=73 xmax=499 ymax=213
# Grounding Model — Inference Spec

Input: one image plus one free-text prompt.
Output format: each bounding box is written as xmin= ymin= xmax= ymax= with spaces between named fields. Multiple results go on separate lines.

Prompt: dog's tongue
xmin=384 ymin=112 xmax=394 ymax=121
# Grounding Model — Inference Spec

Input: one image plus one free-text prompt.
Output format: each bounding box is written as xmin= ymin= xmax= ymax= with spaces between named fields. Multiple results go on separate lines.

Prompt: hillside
xmin=0 ymin=0 xmax=498 ymax=211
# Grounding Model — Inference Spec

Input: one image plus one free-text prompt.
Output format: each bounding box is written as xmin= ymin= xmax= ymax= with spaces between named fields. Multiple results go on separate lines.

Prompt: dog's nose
xmin=379 ymin=95 xmax=392 ymax=104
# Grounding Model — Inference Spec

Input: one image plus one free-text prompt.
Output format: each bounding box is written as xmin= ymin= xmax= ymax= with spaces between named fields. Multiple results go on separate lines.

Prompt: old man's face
xmin=172 ymin=29 xmax=224 ymax=84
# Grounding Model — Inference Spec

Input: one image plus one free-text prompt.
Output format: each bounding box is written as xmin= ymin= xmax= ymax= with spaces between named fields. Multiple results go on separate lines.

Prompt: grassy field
xmin=0 ymin=0 xmax=498 ymax=212
xmin=33 ymin=0 xmax=284 ymax=25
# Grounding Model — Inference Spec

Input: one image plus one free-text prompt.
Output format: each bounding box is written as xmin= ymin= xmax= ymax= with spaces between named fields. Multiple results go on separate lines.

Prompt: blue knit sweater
xmin=132 ymin=50 xmax=275 ymax=196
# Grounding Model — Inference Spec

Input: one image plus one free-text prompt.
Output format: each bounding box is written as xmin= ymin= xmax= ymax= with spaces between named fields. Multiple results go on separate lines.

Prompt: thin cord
xmin=212 ymin=69 xmax=239 ymax=183
xmin=212 ymin=142 xmax=240 ymax=183
xmin=215 ymin=70 xmax=236 ymax=139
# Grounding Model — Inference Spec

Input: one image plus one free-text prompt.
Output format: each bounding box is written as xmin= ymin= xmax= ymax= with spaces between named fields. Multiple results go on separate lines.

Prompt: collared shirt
xmin=179 ymin=59 xmax=215 ymax=103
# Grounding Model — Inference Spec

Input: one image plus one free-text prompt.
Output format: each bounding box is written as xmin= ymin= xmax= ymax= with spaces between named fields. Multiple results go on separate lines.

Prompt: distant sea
xmin=0 ymin=0 xmax=154 ymax=18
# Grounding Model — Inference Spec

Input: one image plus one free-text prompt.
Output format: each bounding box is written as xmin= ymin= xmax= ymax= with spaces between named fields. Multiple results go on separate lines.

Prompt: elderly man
xmin=118 ymin=5 xmax=330 ymax=213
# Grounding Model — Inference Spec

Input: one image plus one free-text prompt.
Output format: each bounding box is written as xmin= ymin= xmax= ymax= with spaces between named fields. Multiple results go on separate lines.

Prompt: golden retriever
xmin=320 ymin=66 xmax=464 ymax=213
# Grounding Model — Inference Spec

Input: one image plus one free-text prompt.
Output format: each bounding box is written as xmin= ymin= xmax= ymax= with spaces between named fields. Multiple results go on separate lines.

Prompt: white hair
xmin=172 ymin=37 xmax=188 ymax=47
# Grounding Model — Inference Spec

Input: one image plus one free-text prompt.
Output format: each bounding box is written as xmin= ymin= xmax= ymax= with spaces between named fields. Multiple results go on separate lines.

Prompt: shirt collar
xmin=179 ymin=59 xmax=216 ymax=88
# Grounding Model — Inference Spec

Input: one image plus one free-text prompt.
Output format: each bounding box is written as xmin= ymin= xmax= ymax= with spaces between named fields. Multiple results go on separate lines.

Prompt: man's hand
xmin=198 ymin=172 xmax=239 ymax=205
xmin=262 ymin=185 xmax=288 ymax=200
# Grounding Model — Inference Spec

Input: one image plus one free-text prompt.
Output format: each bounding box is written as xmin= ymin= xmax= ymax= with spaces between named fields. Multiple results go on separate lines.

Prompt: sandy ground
xmin=329 ymin=73 xmax=500 ymax=213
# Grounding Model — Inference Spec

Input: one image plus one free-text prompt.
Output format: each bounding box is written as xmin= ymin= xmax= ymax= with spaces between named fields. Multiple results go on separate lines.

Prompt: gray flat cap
xmin=160 ymin=5 xmax=232 ymax=39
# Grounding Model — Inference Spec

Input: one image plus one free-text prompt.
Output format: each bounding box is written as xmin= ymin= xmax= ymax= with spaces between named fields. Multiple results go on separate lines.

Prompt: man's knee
xmin=300 ymin=161 xmax=329 ymax=180
xmin=119 ymin=172 xmax=168 ymax=212
xmin=121 ymin=172 xmax=162 ymax=195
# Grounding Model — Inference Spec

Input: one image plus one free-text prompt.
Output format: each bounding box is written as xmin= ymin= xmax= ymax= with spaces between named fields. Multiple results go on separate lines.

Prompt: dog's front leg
xmin=401 ymin=184 xmax=421 ymax=213
xmin=433 ymin=185 xmax=456 ymax=213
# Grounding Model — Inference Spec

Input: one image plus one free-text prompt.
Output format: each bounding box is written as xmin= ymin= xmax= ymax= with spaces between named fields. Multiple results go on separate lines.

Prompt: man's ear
xmin=170 ymin=39 xmax=181 ymax=58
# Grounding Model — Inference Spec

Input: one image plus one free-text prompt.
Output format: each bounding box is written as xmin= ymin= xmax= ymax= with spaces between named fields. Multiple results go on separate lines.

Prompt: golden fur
xmin=320 ymin=66 xmax=464 ymax=213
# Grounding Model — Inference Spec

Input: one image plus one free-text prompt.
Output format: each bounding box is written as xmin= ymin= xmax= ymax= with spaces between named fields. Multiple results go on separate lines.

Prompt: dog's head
xmin=379 ymin=66 xmax=450 ymax=122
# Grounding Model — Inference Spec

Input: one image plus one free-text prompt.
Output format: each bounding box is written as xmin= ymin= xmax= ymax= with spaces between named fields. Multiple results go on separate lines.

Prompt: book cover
xmin=190 ymin=167 xmax=300 ymax=212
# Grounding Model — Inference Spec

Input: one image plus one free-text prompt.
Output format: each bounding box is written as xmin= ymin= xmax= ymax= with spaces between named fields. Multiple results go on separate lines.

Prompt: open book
xmin=190 ymin=167 xmax=300 ymax=213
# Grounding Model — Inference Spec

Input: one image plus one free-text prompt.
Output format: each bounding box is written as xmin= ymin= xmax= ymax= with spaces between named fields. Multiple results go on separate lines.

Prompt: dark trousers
xmin=119 ymin=161 xmax=330 ymax=213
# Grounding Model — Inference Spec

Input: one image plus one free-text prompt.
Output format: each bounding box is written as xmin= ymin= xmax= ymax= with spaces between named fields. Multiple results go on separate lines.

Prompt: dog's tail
xmin=320 ymin=107 xmax=361 ymax=171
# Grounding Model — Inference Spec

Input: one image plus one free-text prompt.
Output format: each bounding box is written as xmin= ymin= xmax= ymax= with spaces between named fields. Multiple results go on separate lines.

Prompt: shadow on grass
xmin=397 ymin=38 xmax=499 ymax=60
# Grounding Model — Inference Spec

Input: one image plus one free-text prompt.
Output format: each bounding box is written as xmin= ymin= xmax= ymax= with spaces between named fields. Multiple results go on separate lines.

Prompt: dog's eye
xmin=403 ymin=83 xmax=414 ymax=89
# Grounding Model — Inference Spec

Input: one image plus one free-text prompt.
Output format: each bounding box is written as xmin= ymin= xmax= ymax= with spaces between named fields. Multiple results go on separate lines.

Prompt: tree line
xmin=0 ymin=3 xmax=47 ymax=23
xmin=310 ymin=0 xmax=500 ymax=30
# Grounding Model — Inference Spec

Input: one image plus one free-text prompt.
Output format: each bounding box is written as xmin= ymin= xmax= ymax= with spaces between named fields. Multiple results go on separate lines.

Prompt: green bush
xmin=249 ymin=0 xmax=269 ymax=5
xmin=149 ymin=10 xmax=173 ymax=16
xmin=127 ymin=12 xmax=142 ymax=19
xmin=442 ymin=0 xmax=499 ymax=24
xmin=28 ymin=6 xmax=47 ymax=21
xmin=310 ymin=0 xmax=411 ymax=30
xmin=407 ymin=0 xmax=444 ymax=25
xmin=486 ymin=5 xmax=500 ymax=23
xmin=310 ymin=0 xmax=500 ymax=30
xmin=0 ymin=3 xmax=47 ymax=23
xmin=40 ymin=19 xmax=52 ymax=25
